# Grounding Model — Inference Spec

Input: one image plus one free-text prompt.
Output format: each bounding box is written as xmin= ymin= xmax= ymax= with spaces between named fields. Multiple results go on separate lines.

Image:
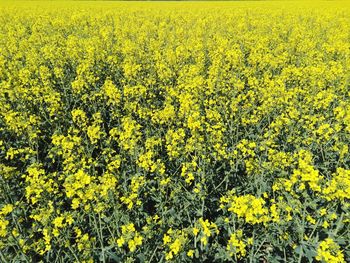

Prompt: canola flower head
xmin=316 ymin=238 xmax=346 ymax=263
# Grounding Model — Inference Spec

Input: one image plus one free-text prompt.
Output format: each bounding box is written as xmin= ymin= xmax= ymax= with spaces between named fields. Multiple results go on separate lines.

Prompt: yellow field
xmin=0 ymin=1 xmax=350 ymax=262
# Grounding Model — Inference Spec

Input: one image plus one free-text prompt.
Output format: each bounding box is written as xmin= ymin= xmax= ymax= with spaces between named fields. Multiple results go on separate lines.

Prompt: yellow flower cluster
xmin=193 ymin=218 xmax=219 ymax=246
xmin=120 ymin=175 xmax=145 ymax=210
xmin=0 ymin=204 xmax=13 ymax=238
xmin=117 ymin=223 xmax=143 ymax=252
xmin=221 ymin=193 xmax=269 ymax=225
xmin=316 ymin=238 xmax=345 ymax=263
xmin=323 ymin=168 xmax=350 ymax=202
xmin=163 ymin=228 xmax=188 ymax=261
xmin=226 ymin=230 xmax=251 ymax=259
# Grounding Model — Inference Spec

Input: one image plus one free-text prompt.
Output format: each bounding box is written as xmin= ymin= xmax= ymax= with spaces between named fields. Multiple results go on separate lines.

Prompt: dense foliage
xmin=0 ymin=1 xmax=349 ymax=262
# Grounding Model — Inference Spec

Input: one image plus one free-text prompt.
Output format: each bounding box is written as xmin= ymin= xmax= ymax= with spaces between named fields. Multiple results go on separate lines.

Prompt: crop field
xmin=0 ymin=1 xmax=350 ymax=262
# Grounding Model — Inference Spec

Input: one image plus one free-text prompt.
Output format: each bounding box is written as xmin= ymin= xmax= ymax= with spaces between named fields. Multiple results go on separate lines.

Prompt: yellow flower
xmin=128 ymin=239 xmax=137 ymax=252
xmin=316 ymin=238 xmax=345 ymax=263
xmin=163 ymin=234 xmax=171 ymax=245
xmin=187 ymin=249 xmax=194 ymax=258
xmin=87 ymin=125 xmax=101 ymax=144
xmin=53 ymin=216 xmax=64 ymax=228
xmin=117 ymin=237 xmax=125 ymax=247
xmin=193 ymin=227 xmax=199 ymax=236
xmin=0 ymin=204 xmax=13 ymax=215
xmin=227 ymin=231 xmax=246 ymax=258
